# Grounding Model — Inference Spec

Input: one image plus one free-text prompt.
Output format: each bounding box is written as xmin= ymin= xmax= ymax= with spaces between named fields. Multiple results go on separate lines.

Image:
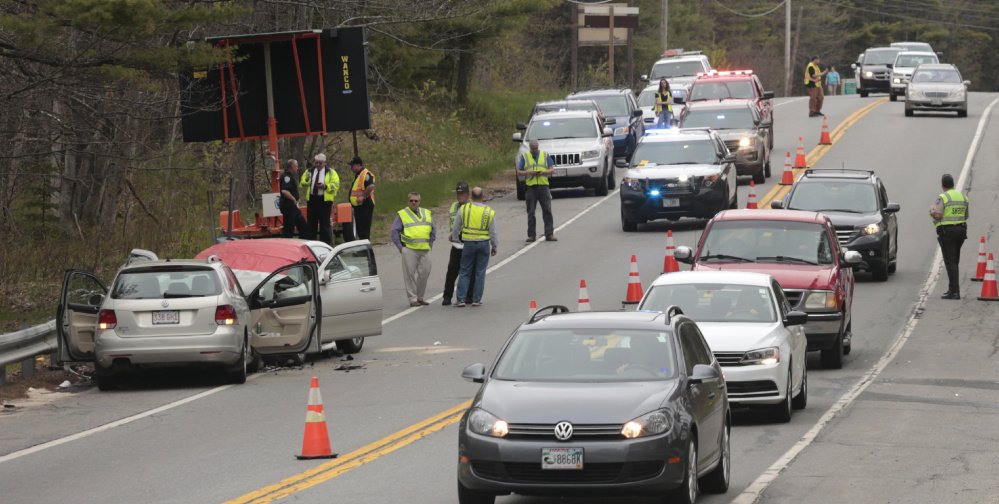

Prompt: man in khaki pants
xmin=391 ymin=192 xmax=436 ymax=306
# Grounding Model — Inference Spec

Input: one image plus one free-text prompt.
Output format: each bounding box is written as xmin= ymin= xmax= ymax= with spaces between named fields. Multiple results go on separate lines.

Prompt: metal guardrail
xmin=0 ymin=319 xmax=57 ymax=386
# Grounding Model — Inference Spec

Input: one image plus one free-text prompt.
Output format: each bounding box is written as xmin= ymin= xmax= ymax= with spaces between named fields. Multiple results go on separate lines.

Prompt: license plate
xmin=662 ymin=198 xmax=680 ymax=207
xmin=152 ymin=311 xmax=179 ymax=325
xmin=931 ymin=99 xmax=942 ymax=106
xmin=552 ymin=168 xmax=567 ymax=177
xmin=542 ymin=448 xmax=583 ymax=470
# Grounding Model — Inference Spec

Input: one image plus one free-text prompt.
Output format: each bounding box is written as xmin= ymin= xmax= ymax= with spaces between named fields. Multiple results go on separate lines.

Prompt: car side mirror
xmin=885 ymin=202 xmax=900 ymax=213
xmin=851 ymin=63 xmax=858 ymax=69
xmin=632 ymin=109 xmax=643 ymax=117
xmin=724 ymin=154 xmax=737 ymax=163
xmin=963 ymin=80 xmax=971 ymax=86
xmin=88 ymin=294 xmax=104 ymax=306
xmin=640 ymin=74 xmax=649 ymax=82
xmin=675 ymin=246 xmax=694 ymax=264
xmin=512 ymin=133 xmax=522 ymax=142
xmin=615 ymin=158 xmax=629 ymax=168
xmin=770 ymin=200 xmax=785 ymax=209
xmin=763 ymin=91 xmax=775 ymax=100
xmin=461 ymin=363 xmax=486 ymax=383
xmin=689 ymin=364 xmax=720 ymax=385
xmin=320 ymin=270 xmax=330 ymax=285
xmin=516 ymin=122 xmax=527 ymax=131
xmin=602 ymin=127 xmax=614 ymax=137
xmin=604 ymin=117 xmax=617 ymax=126
xmin=784 ymin=311 xmax=808 ymax=326
xmin=843 ymin=250 xmax=863 ymax=265
xmin=759 ymin=121 xmax=772 ymax=129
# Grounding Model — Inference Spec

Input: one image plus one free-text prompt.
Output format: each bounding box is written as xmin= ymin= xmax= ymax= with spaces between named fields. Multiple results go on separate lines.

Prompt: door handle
xmin=359 ymin=287 xmax=375 ymax=292
xmin=708 ymin=393 xmax=717 ymax=400
xmin=717 ymin=383 xmax=725 ymax=390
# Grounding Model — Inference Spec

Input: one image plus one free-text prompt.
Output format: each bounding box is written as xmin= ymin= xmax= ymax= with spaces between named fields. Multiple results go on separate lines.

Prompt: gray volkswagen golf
xmin=457 ymin=306 xmax=730 ymax=504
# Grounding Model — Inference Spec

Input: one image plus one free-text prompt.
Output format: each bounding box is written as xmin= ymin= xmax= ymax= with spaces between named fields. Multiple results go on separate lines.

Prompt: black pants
xmin=307 ymin=198 xmax=333 ymax=244
xmin=938 ymin=224 xmax=967 ymax=294
xmin=525 ymin=185 xmax=554 ymax=238
xmin=444 ymin=245 xmax=474 ymax=302
xmin=281 ymin=206 xmax=308 ymax=238
xmin=353 ymin=203 xmax=374 ymax=240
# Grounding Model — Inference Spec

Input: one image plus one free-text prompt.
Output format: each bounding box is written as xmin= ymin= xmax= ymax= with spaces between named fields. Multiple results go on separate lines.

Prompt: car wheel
xmin=457 ymin=481 xmax=494 ymax=504
xmin=821 ymin=329 xmax=844 ymax=369
xmin=607 ymin=164 xmax=616 ymax=190
xmin=621 ymin=207 xmax=637 ymax=232
xmin=287 ymin=352 xmax=307 ymax=366
xmin=905 ymin=107 xmax=914 ymax=117
xmin=336 ymin=337 xmax=364 ymax=354
xmin=248 ymin=348 xmax=262 ymax=374
xmin=771 ymin=365 xmax=793 ymax=423
xmin=666 ymin=438 xmax=698 ymax=504
xmin=516 ymin=179 xmax=526 ymax=201
xmin=843 ymin=321 xmax=852 ymax=356
xmin=764 ymin=157 xmax=772 ymax=178
xmin=860 ymin=91 xmax=869 ymax=98
xmin=752 ymin=168 xmax=765 ymax=185
xmin=958 ymin=109 xmax=968 ymax=118
xmin=792 ymin=362 xmax=808 ymax=410
xmin=889 ymin=93 xmax=897 ymax=102
xmin=729 ymin=190 xmax=739 ymax=210
xmin=889 ymin=239 xmax=898 ymax=273
xmin=226 ymin=337 xmax=249 ymax=384
xmin=768 ymin=127 xmax=774 ymax=150
xmin=699 ymin=420 xmax=730 ymax=494
xmin=96 ymin=372 xmax=118 ymax=391
xmin=595 ymin=168 xmax=609 ymax=197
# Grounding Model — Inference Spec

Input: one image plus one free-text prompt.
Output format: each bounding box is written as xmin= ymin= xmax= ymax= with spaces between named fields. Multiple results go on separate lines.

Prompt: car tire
xmin=905 ymin=107 xmax=914 ymax=117
xmin=607 ymin=164 xmax=616 ymax=190
xmin=729 ymin=190 xmax=739 ymax=210
xmin=248 ymin=348 xmax=262 ymax=374
xmin=843 ymin=321 xmax=852 ymax=356
xmin=621 ymin=207 xmax=638 ymax=232
xmin=821 ymin=329 xmax=845 ymax=369
xmin=336 ymin=337 xmax=364 ymax=354
xmin=752 ymin=168 xmax=765 ymax=185
xmin=771 ymin=365 xmax=793 ymax=423
xmin=958 ymin=109 xmax=968 ymax=118
xmin=764 ymin=158 xmax=772 ymax=179
xmin=792 ymin=363 xmax=808 ymax=410
xmin=595 ymin=169 xmax=609 ymax=197
xmin=457 ymin=481 xmax=494 ymax=504
xmin=699 ymin=420 xmax=730 ymax=494
xmin=860 ymin=90 xmax=869 ymax=98
xmin=889 ymin=240 xmax=898 ymax=273
xmin=96 ymin=373 xmax=118 ymax=392
xmin=287 ymin=352 xmax=307 ymax=366
xmin=516 ymin=179 xmax=526 ymax=201
xmin=226 ymin=337 xmax=249 ymax=384
xmin=666 ymin=438 xmax=698 ymax=504
xmin=872 ymin=248 xmax=890 ymax=281
xmin=889 ymin=93 xmax=897 ymax=102
xmin=768 ymin=126 xmax=774 ymax=150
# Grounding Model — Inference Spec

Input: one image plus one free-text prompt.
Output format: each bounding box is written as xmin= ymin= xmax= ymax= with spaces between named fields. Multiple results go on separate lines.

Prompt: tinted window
xmin=678 ymin=323 xmax=711 ymax=374
xmin=651 ymin=60 xmax=707 ymax=79
xmin=787 ymin=180 xmax=879 ymax=213
xmin=896 ymin=54 xmax=938 ymax=68
xmin=700 ymin=219 xmax=836 ymax=265
xmin=631 ymin=139 xmax=718 ymax=165
xmin=680 ymin=107 xmax=756 ymax=129
xmin=690 ymin=80 xmax=755 ymax=100
xmin=863 ymin=50 xmax=902 ymax=65
xmin=526 ymin=117 xmax=598 ymax=140
xmin=642 ymin=283 xmax=777 ymax=323
xmin=112 ymin=268 xmax=221 ymax=300
xmin=578 ymin=95 xmax=628 ymax=116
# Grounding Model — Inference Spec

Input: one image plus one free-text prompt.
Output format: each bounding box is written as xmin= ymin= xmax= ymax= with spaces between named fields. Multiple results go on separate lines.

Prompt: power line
xmin=849 ymin=0 xmax=999 ymax=21
xmin=882 ymin=0 xmax=999 ymax=16
xmin=813 ymin=0 xmax=999 ymax=31
xmin=712 ymin=0 xmax=788 ymax=18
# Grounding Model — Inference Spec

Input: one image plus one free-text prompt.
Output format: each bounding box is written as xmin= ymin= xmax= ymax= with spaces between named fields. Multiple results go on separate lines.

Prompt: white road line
xmin=775 ymin=97 xmax=807 ymax=108
xmin=731 ymin=96 xmax=999 ymax=504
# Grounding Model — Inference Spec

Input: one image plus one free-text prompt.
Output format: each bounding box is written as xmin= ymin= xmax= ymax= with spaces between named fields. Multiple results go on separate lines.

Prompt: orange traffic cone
xmin=746 ymin=181 xmax=758 ymax=209
xmin=529 ymin=299 xmax=537 ymax=318
xmin=977 ymin=254 xmax=999 ymax=301
xmin=819 ymin=116 xmax=832 ymax=145
xmin=794 ymin=137 xmax=807 ymax=168
xmin=578 ymin=281 xmax=591 ymax=311
xmin=663 ymin=230 xmax=680 ymax=274
xmin=623 ymin=255 xmax=643 ymax=306
xmin=780 ymin=152 xmax=794 ymax=185
xmin=972 ymin=236 xmax=986 ymax=281
xmin=296 ymin=377 xmax=338 ymax=460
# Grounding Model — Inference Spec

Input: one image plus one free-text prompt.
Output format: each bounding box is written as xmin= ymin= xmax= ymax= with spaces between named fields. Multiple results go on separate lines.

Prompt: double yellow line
xmin=759 ymin=97 xmax=889 ymax=208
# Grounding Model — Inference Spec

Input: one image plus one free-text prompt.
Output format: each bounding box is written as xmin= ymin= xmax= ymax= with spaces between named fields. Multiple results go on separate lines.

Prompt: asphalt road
xmin=2 ymin=93 xmax=998 ymax=504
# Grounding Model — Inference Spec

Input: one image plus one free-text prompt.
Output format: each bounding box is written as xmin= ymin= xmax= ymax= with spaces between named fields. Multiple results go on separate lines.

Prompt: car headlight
xmin=741 ymin=347 xmax=779 ymax=366
xmin=804 ymin=291 xmax=838 ymax=311
xmin=582 ymin=149 xmax=601 ymax=159
xmin=613 ymin=126 xmax=630 ymax=136
xmin=623 ymin=177 xmax=643 ymax=191
xmin=468 ymin=408 xmax=508 ymax=437
xmin=864 ymin=71 xmax=873 ymax=78
xmin=862 ymin=222 xmax=881 ymax=235
xmin=621 ymin=409 xmax=673 ymax=438
xmin=701 ymin=173 xmax=721 ymax=188
xmin=951 ymin=89 xmax=966 ymax=99
xmin=892 ymin=77 xmax=901 ymax=84
xmin=909 ymin=89 xmax=923 ymax=99
xmin=738 ymin=137 xmax=752 ymax=148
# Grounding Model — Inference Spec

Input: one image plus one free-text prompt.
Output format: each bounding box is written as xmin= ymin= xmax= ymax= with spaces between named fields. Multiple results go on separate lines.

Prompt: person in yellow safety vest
xmin=299 ymin=153 xmax=340 ymax=244
xmin=442 ymin=181 xmax=474 ymax=306
xmin=805 ymin=55 xmax=828 ymax=117
xmin=390 ymin=191 xmax=436 ymax=307
xmin=450 ymin=187 xmax=498 ymax=307
xmin=515 ymin=139 xmax=556 ymax=242
xmin=929 ymin=173 xmax=969 ymax=299
xmin=654 ymin=78 xmax=674 ymax=128
xmin=349 ymin=156 xmax=375 ymax=240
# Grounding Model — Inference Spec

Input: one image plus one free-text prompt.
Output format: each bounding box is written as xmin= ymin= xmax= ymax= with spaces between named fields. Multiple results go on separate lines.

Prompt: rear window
xmin=863 ymin=50 xmax=901 ymax=65
xmin=787 ymin=180 xmax=878 ymax=213
xmin=650 ymin=60 xmax=707 ymax=79
xmin=690 ymin=80 xmax=755 ymax=101
xmin=632 ymin=139 xmax=718 ymax=165
xmin=112 ymin=268 xmax=222 ymax=299
xmin=699 ymin=219 xmax=836 ymax=266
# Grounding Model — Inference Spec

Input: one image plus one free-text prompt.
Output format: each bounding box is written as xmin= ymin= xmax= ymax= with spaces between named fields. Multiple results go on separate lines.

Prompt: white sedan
xmin=639 ymin=271 xmax=808 ymax=422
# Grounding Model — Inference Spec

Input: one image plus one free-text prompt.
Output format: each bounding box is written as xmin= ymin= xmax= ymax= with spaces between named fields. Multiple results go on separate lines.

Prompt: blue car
xmin=567 ymin=88 xmax=645 ymax=161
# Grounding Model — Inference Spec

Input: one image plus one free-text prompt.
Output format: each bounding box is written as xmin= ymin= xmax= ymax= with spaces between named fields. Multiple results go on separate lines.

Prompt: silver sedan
xmin=905 ymin=64 xmax=970 ymax=118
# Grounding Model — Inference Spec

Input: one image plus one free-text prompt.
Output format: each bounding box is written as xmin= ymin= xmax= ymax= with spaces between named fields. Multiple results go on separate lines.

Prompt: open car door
xmin=317 ymin=240 xmax=383 ymax=353
xmin=248 ymin=262 xmax=320 ymax=356
xmin=56 ymin=270 xmax=108 ymax=363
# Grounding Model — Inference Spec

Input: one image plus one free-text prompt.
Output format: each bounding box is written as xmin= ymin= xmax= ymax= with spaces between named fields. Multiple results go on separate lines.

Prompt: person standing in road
xmin=280 ymin=159 xmax=309 ymax=238
xmin=349 ymin=156 xmax=375 ymax=240
xmin=930 ymin=173 xmax=969 ymax=299
xmin=300 ymin=153 xmax=339 ymax=244
xmin=805 ymin=55 xmax=828 ymax=117
xmin=826 ymin=66 xmax=841 ymax=96
xmin=442 ymin=181 xmax=474 ymax=306
xmin=516 ymin=139 xmax=556 ymax=242
xmin=391 ymin=192 xmax=435 ymax=307
xmin=655 ymin=78 xmax=674 ymax=128
xmin=451 ymin=187 xmax=497 ymax=307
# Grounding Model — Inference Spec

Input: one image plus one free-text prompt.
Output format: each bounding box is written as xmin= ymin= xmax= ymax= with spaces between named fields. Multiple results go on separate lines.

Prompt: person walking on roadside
xmin=451 ymin=187 xmax=497 ymax=307
xmin=930 ymin=173 xmax=969 ymax=299
xmin=391 ymin=192 xmax=435 ymax=307
xmin=349 ymin=156 xmax=375 ymax=240
xmin=655 ymin=78 xmax=674 ymax=128
xmin=805 ymin=55 xmax=828 ymax=117
xmin=516 ymin=139 xmax=556 ymax=242
xmin=280 ymin=159 xmax=309 ymax=238
xmin=826 ymin=66 xmax=841 ymax=96
xmin=300 ymin=153 xmax=339 ymax=244
xmin=442 ymin=181 xmax=474 ymax=306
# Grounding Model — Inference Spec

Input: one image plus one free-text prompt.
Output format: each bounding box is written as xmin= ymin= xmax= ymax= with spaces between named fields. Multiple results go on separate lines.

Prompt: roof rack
xmin=527 ymin=305 xmax=570 ymax=324
xmin=803 ymin=168 xmax=874 ymax=177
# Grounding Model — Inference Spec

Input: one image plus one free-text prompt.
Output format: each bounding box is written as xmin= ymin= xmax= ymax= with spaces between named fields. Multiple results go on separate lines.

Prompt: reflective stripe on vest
xmin=936 ymin=189 xmax=968 ymax=227
xmin=350 ymin=169 xmax=375 ymax=206
xmin=398 ymin=207 xmax=432 ymax=250
xmin=654 ymin=91 xmax=673 ymax=113
xmin=804 ymin=62 xmax=820 ymax=85
xmin=461 ymin=203 xmax=494 ymax=241
xmin=523 ymin=150 xmax=549 ymax=186
xmin=300 ymin=169 xmax=339 ymax=203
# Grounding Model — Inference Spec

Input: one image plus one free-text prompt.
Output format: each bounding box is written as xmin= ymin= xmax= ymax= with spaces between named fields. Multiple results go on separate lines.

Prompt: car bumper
xmin=844 ymin=234 xmax=889 ymax=270
xmin=859 ymin=78 xmax=891 ymax=93
xmin=95 ymin=326 xmax=243 ymax=369
xmin=890 ymin=82 xmax=908 ymax=94
xmin=518 ymin=160 xmax=605 ymax=190
xmin=734 ymin=147 xmax=765 ymax=175
xmin=906 ymin=98 xmax=966 ymax=111
xmin=620 ymin=185 xmax=728 ymax=221
xmin=803 ymin=312 xmax=844 ymax=350
xmin=722 ymin=362 xmax=788 ymax=407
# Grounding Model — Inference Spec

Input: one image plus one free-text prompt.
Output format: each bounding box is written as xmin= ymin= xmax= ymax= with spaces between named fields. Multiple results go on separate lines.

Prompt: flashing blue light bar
xmin=542 ymin=121 xmax=551 ymax=126
xmin=650 ymin=189 xmax=661 ymax=196
xmin=644 ymin=128 xmax=677 ymax=136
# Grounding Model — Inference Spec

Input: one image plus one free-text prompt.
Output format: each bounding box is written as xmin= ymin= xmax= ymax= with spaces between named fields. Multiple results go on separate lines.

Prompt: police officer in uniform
xmin=390 ymin=192 xmax=436 ymax=306
xmin=300 ymin=153 xmax=339 ymax=244
xmin=442 ymin=181 xmax=473 ymax=306
xmin=515 ymin=139 xmax=556 ymax=242
xmin=349 ymin=156 xmax=375 ymax=240
xmin=280 ymin=159 xmax=308 ymax=238
xmin=930 ymin=173 xmax=969 ymax=299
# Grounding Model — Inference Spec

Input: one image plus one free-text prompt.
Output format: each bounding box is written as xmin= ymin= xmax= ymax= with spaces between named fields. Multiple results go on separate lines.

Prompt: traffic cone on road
xmin=794 ymin=137 xmax=808 ymax=168
xmin=623 ymin=255 xmax=643 ymax=306
xmin=977 ymin=254 xmax=999 ymax=301
xmin=578 ymin=281 xmax=591 ymax=311
xmin=780 ymin=152 xmax=794 ymax=185
xmin=746 ymin=181 xmax=758 ymax=209
xmin=296 ymin=377 xmax=338 ymax=460
xmin=529 ymin=299 xmax=537 ymax=318
xmin=819 ymin=116 xmax=832 ymax=145
xmin=663 ymin=230 xmax=680 ymax=274
xmin=972 ymin=236 xmax=987 ymax=281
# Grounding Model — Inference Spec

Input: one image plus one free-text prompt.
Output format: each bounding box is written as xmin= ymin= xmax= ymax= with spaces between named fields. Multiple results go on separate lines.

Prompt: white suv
xmin=641 ymin=50 xmax=713 ymax=93
xmin=889 ymin=51 xmax=939 ymax=101
xmin=512 ymin=110 xmax=615 ymax=199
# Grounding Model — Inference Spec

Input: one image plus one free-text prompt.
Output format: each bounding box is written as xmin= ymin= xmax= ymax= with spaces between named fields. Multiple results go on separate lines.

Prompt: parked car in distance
xmin=679 ymin=100 xmax=772 ymax=183
xmin=566 ymin=87 xmax=645 ymax=161
xmin=457 ymin=306 xmax=730 ymax=504
xmin=772 ymin=169 xmax=900 ymax=281
xmin=637 ymin=83 xmax=687 ymax=128
xmin=512 ymin=110 xmax=615 ymax=199
xmin=639 ymin=271 xmax=808 ymax=422
xmin=852 ymin=47 xmax=904 ymax=97
xmin=674 ymin=209 xmax=862 ymax=369
xmin=905 ymin=63 xmax=970 ymax=117
xmin=890 ymin=41 xmax=936 ymax=54
xmin=889 ymin=51 xmax=939 ymax=101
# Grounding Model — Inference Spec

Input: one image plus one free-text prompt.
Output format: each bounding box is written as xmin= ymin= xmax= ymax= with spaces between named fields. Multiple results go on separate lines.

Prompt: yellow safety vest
xmin=299 ymin=169 xmax=339 ymax=203
xmin=522 ymin=151 xmax=550 ymax=187
xmin=461 ymin=203 xmax=495 ymax=241
xmin=350 ymin=169 xmax=375 ymax=206
xmin=448 ymin=201 xmax=464 ymax=231
xmin=804 ymin=62 xmax=820 ymax=86
xmin=935 ymin=189 xmax=968 ymax=228
xmin=655 ymin=91 xmax=673 ymax=113
xmin=398 ymin=207 xmax=432 ymax=250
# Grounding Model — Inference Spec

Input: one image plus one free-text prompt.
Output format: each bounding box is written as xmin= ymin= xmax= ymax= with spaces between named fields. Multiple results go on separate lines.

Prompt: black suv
xmin=771 ymin=169 xmax=900 ymax=280
xmin=566 ymin=88 xmax=644 ymax=160
xmin=852 ymin=47 xmax=904 ymax=98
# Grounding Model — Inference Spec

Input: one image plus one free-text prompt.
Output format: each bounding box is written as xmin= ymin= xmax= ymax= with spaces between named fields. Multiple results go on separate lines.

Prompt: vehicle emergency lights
xmin=695 ymin=70 xmax=754 ymax=78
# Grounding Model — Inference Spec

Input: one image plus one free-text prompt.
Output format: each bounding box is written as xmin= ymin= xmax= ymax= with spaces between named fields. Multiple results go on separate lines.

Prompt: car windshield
xmin=642 ymin=284 xmax=777 ymax=323
xmin=690 ymin=80 xmax=755 ymax=101
xmin=894 ymin=43 xmax=932 ymax=52
xmin=681 ymin=107 xmax=755 ymax=129
xmin=526 ymin=117 xmax=597 ymax=140
xmin=650 ymin=60 xmax=706 ymax=79
xmin=112 ymin=268 xmax=221 ymax=299
xmin=700 ymin=220 xmax=836 ymax=265
xmin=579 ymin=95 xmax=629 ymax=116
xmin=911 ymin=69 xmax=962 ymax=84
xmin=493 ymin=328 xmax=677 ymax=381
xmin=787 ymin=180 xmax=878 ymax=213
xmin=535 ymin=102 xmax=599 ymax=115
xmin=895 ymin=55 xmax=938 ymax=68
xmin=863 ymin=50 xmax=902 ymax=65
xmin=632 ymin=139 xmax=718 ymax=165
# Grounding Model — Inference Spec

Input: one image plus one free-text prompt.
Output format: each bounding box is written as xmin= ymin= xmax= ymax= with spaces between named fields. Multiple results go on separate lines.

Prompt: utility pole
xmin=661 ymin=0 xmax=668 ymax=54
xmin=571 ymin=3 xmax=578 ymax=90
xmin=784 ymin=0 xmax=792 ymax=97
xmin=608 ymin=6 xmax=615 ymax=86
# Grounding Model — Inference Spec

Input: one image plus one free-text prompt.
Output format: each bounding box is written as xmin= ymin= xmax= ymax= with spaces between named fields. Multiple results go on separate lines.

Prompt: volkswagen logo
xmin=553 ymin=421 xmax=573 ymax=441
xmin=161 ymin=300 xmax=169 ymax=308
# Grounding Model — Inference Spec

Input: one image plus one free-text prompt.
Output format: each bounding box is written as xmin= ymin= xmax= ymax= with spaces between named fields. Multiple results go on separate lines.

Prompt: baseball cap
xmin=314 ymin=153 xmax=327 ymax=162
xmin=454 ymin=181 xmax=469 ymax=193
xmin=349 ymin=156 xmax=363 ymax=166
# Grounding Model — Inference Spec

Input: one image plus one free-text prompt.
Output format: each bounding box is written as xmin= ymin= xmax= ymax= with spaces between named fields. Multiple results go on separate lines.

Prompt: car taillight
xmin=98 ymin=310 xmax=117 ymax=330
xmin=215 ymin=305 xmax=237 ymax=326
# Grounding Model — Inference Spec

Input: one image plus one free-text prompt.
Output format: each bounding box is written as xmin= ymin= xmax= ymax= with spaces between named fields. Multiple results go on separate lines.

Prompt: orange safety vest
xmin=349 ymin=168 xmax=375 ymax=206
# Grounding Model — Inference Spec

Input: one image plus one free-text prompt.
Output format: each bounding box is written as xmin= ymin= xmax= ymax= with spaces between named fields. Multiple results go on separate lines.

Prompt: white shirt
xmin=311 ymin=167 xmax=326 ymax=196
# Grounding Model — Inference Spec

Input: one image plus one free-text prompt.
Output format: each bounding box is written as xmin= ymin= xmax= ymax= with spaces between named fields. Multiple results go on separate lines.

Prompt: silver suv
xmin=679 ymin=100 xmax=772 ymax=184
xmin=890 ymin=51 xmax=939 ymax=101
xmin=512 ymin=110 xmax=615 ymax=199
xmin=641 ymin=50 xmax=713 ymax=93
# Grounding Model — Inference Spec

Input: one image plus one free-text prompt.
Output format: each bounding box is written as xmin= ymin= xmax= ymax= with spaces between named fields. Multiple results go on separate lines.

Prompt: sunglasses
xmin=409 ymin=199 xmax=420 ymax=203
